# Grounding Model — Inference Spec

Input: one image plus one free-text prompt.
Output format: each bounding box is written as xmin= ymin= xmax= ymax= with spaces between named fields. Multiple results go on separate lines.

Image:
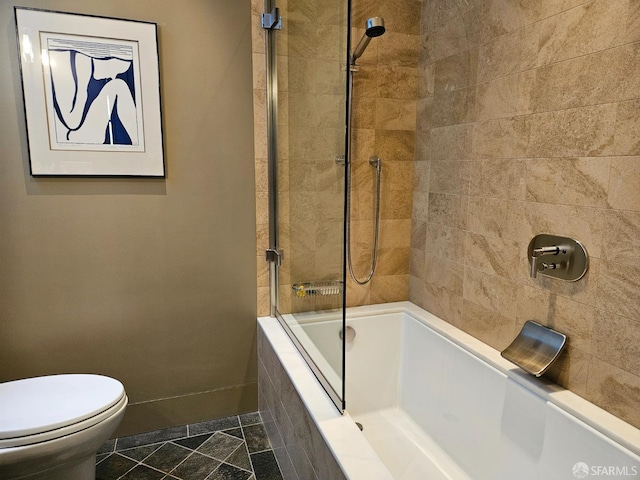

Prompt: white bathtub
xmin=259 ymin=302 xmax=640 ymax=479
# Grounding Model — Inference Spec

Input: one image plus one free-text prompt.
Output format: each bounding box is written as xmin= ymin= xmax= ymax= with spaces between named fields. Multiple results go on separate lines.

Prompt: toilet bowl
xmin=0 ymin=374 xmax=128 ymax=480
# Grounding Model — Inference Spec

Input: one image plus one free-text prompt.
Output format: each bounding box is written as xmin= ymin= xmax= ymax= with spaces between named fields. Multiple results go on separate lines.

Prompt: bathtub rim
xmin=346 ymin=301 xmax=640 ymax=457
xmin=260 ymin=300 xmax=640 ymax=479
xmin=258 ymin=315 xmax=395 ymax=480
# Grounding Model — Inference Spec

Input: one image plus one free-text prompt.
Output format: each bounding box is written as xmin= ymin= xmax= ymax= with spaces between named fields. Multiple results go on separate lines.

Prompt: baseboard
xmin=113 ymin=382 xmax=258 ymax=437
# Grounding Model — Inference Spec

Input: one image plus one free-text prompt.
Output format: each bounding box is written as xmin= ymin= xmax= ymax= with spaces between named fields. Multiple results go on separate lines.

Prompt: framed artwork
xmin=15 ymin=7 xmax=165 ymax=177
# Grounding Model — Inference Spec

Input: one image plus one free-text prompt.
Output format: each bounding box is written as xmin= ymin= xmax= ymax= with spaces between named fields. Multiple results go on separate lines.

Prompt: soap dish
xmin=501 ymin=321 xmax=567 ymax=377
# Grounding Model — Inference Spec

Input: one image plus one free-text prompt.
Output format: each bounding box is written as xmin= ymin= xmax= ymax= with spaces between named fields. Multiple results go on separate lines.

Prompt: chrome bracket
xmin=261 ymin=8 xmax=282 ymax=30
xmin=265 ymin=248 xmax=282 ymax=266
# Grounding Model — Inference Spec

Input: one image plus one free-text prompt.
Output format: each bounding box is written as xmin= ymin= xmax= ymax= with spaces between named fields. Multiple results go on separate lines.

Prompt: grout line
xmin=103 ymin=415 xmax=280 ymax=479
xmin=115 ymin=458 xmax=140 ymax=480
xmin=166 ymin=449 xmax=197 ymax=479
xmin=240 ymin=418 xmax=257 ymax=476
xmin=117 ymin=440 xmax=166 ymax=455
xmin=249 ymin=447 xmax=275 ymax=455
xmin=223 ymin=444 xmax=255 ymax=474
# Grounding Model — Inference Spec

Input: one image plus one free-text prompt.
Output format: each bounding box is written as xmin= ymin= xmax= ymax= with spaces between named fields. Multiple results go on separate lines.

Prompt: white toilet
xmin=0 ymin=374 xmax=128 ymax=480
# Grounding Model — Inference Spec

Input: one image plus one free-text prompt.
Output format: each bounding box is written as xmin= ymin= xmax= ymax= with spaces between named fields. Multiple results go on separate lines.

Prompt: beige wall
xmin=410 ymin=0 xmax=640 ymax=429
xmin=0 ymin=0 xmax=257 ymax=436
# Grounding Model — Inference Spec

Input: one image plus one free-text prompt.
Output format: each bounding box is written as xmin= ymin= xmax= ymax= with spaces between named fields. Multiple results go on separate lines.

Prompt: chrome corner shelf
xmin=292 ymin=280 xmax=343 ymax=298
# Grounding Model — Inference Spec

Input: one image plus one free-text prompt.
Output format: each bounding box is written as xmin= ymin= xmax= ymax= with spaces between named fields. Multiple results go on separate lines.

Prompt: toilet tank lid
xmin=0 ymin=374 xmax=125 ymax=439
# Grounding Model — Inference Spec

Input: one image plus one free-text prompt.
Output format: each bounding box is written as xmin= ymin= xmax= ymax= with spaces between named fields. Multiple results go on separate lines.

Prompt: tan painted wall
xmin=0 ymin=0 xmax=257 ymax=436
xmin=410 ymin=0 xmax=640 ymax=429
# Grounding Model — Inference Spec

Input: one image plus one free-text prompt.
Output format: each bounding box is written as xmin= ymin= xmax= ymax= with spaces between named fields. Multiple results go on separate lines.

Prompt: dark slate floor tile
xmin=197 ymin=432 xmax=243 ymax=461
xmin=98 ymin=415 xmax=283 ymax=480
xmin=189 ymin=416 xmax=240 ymax=436
xmin=119 ymin=443 xmax=163 ymax=462
xmin=170 ymin=451 xmax=220 ymax=478
xmin=242 ymin=424 xmax=271 ymax=454
xmin=239 ymin=412 xmax=262 ymax=426
xmin=143 ymin=443 xmax=192 ymax=473
xmin=208 ymin=463 xmax=252 ymax=480
xmin=117 ymin=426 xmax=188 ymax=450
xmin=223 ymin=428 xmax=244 ymax=440
xmin=250 ymin=451 xmax=283 ymax=480
xmin=226 ymin=444 xmax=252 ymax=472
xmin=98 ymin=438 xmax=116 ymax=455
xmin=120 ymin=464 xmax=166 ymax=480
xmin=173 ymin=433 xmax=213 ymax=451
xmin=95 ymin=453 xmax=137 ymax=480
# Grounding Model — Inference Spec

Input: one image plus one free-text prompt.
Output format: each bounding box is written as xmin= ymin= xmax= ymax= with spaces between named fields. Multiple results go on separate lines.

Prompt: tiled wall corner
xmin=252 ymin=0 xmax=640 ymax=432
xmin=410 ymin=0 xmax=640 ymax=429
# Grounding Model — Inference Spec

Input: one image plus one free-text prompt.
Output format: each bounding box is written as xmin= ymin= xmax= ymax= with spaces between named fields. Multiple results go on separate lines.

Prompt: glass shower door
xmin=266 ymin=0 xmax=349 ymax=409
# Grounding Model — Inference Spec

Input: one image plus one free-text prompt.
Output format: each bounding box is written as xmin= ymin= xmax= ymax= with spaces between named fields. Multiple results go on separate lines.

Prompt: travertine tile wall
xmin=255 ymin=0 xmax=420 ymax=315
xmin=252 ymin=0 xmax=271 ymax=317
xmin=347 ymin=0 xmax=420 ymax=306
xmin=253 ymin=0 xmax=348 ymax=316
xmin=285 ymin=0 xmax=348 ymax=314
xmin=254 ymin=0 xmax=640 ymax=430
xmin=410 ymin=0 xmax=640 ymax=428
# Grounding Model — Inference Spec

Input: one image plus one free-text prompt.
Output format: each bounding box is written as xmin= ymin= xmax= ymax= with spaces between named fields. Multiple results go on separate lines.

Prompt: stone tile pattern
xmin=346 ymin=0 xmax=420 ymax=306
xmin=257 ymin=325 xmax=348 ymax=480
xmin=277 ymin=0 xmax=348 ymax=315
xmin=410 ymin=0 xmax=640 ymax=429
xmin=96 ymin=413 xmax=283 ymax=480
xmin=251 ymin=0 xmax=271 ymax=317
xmin=251 ymin=0 xmax=420 ymax=316
xmin=252 ymin=0 xmax=347 ymax=316
xmin=251 ymin=0 xmax=640 ymax=432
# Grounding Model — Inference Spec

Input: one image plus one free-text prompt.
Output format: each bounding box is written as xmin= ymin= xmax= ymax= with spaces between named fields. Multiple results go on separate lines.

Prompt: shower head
xmin=365 ymin=17 xmax=386 ymax=37
xmin=351 ymin=17 xmax=386 ymax=65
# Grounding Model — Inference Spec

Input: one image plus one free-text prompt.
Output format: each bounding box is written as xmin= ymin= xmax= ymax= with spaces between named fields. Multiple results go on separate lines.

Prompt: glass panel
xmin=274 ymin=0 xmax=349 ymax=408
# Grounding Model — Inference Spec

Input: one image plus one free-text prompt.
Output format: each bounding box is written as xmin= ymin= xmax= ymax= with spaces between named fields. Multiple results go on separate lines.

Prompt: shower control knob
xmin=527 ymin=234 xmax=588 ymax=282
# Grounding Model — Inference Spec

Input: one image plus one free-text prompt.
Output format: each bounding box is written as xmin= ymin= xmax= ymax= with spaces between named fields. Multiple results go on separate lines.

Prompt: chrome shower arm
xmin=351 ymin=36 xmax=372 ymax=64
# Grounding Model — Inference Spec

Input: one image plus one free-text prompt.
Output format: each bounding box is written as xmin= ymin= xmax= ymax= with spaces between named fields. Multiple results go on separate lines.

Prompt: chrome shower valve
xmin=527 ymin=234 xmax=589 ymax=282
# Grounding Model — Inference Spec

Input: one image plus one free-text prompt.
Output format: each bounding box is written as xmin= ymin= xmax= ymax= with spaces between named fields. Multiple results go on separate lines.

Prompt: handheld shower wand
xmin=346 ymin=18 xmax=386 ymax=285
xmin=350 ymin=17 xmax=386 ymax=66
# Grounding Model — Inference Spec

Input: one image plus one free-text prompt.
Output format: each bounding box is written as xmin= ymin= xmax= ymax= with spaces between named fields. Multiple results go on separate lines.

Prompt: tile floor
xmin=96 ymin=412 xmax=283 ymax=480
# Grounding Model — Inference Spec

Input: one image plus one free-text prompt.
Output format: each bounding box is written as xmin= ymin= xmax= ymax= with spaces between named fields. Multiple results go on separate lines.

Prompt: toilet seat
xmin=0 ymin=374 xmax=126 ymax=448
